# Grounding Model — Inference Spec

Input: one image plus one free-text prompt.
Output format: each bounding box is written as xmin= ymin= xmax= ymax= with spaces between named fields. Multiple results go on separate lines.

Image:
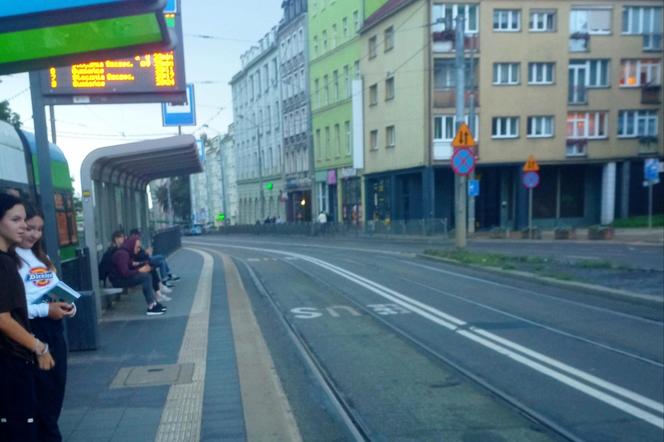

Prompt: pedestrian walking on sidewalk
xmin=0 ymin=194 xmax=54 ymax=442
xmin=17 ymin=205 xmax=76 ymax=442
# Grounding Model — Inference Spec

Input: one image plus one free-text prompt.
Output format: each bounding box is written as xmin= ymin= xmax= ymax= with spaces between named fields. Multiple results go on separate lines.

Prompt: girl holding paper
xmin=0 ymin=193 xmax=54 ymax=442
xmin=16 ymin=205 xmax=75 ymax=442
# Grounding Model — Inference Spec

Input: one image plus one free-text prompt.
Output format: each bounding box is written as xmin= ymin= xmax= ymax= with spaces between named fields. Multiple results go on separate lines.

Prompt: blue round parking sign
xmin=522 ymin=171 xmax=540 ymax=189
xmin=451 ymin=148 xmax=475 ymax=176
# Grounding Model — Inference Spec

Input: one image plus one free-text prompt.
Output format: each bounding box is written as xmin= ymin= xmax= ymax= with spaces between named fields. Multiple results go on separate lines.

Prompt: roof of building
xmin=361 ymin=0 xmax=419 ymax=33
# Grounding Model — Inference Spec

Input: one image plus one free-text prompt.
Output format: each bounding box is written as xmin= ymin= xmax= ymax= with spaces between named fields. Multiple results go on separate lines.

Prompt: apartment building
xmin=279 ymin=0 xmax=313 ymax=222
xmin=308 ymin=0 xmax=388 ymax=223
xmin=230 ymin=28 xmax=284 ymax=224
xmin=361 ymin=0 xmax=662 ymax=229
xmin=220 ymin=125 xmax=239 ymax=225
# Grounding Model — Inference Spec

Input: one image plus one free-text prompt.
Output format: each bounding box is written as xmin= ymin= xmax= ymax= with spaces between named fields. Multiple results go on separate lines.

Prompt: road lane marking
xmin=202 ymin=243 xmax=664 ymax=429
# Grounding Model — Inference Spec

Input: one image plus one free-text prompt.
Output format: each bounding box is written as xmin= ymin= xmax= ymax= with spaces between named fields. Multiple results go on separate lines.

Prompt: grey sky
xmin=0 ymin=0 xmax=283 ymax=193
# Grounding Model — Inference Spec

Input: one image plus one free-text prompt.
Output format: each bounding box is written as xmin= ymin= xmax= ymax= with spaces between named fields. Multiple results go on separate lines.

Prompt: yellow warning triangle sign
xmin=523 ymin=155 xmax=540 ymax=172
xmin=451 ymin=123 xmax=476 ymax=148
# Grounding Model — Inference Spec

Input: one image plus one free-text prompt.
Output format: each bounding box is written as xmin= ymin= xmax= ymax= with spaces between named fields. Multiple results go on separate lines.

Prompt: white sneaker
xmin=157 ymin=293 xmax=172 ymax=302
xmin=160 ymin=284 xmax=173 ymax=294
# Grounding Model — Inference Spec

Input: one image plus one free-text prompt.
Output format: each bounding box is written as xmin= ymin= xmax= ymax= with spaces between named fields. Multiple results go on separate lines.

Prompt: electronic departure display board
xmin=39 ymin=0 xmax=186 ymax=105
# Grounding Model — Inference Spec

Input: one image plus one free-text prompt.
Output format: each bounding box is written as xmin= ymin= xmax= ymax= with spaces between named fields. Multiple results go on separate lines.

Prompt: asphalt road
xmin=186 ymin=235 xmax=664 ymax=441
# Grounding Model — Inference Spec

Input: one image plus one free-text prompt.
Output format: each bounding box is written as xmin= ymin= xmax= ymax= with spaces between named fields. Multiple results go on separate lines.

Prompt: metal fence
xmin=210 ymin=218 xmax=450 ymax=238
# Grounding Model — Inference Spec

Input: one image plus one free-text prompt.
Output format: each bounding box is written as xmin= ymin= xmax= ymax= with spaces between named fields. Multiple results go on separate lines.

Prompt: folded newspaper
xmin=32 ymin=280 xmax=81 ymax=305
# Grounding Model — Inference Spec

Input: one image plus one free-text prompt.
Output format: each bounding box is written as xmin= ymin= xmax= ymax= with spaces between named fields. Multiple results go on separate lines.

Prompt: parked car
xmin=183 ymin=224 xmax=203 ymax=236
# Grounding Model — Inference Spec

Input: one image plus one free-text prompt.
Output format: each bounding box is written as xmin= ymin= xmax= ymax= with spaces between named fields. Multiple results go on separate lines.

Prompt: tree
xmin=0 ymin=100 xmax=23 ymax=128
xmin=154 ymin=176 xmax=191 ymax=222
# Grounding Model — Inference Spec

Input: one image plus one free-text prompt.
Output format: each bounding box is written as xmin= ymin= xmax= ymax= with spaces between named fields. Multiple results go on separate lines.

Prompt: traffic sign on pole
xmin=451 ymin=148 xmax=476 ymax=176
xmin=451 ymin=122 xmax=476 ymax=149
xmin=523 ymin=155 xmax=540 ymax=172
xmin=522 ymin=171 xmax=540 ymax=189
xmin=468 ymin=179 xmax=480 ymax=197
xmin=644 ymin=158 xmax=659 ymax=182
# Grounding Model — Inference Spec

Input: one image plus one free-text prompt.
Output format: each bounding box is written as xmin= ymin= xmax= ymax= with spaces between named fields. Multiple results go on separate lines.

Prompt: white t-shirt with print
xmin=16 ymin=247 xmax=59 ymax=319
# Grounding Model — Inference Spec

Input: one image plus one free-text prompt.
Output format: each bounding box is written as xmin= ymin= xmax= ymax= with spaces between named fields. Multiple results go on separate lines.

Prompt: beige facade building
xmin=361 ymin=0 xmax=662 ymax=229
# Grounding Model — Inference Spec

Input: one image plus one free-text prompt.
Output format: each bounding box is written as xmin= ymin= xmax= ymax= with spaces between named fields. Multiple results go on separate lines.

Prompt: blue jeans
xmin=149 ymin=255 xmax=170 ymax=279
xmin=110 ymin=273 xmax=155 ymax=305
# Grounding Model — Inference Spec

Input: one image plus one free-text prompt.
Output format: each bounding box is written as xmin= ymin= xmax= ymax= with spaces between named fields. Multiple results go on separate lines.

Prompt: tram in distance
xmin=0 ymin=119 xmax=78 ymax=262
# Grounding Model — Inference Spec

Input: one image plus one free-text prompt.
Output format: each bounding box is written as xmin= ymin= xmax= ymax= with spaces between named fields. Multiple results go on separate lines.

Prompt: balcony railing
xmin=643 ymin=33 xmax=663 ymax=51
xmin=432 ymin=32 xmax=480 ymax=53
xmin=566 ymin=139 xmax=588 ymax=157
xmin=569 ymin=33 xmax=590 ymax=52
xmin=433 ymin=88 xmax=479 ymax=108
xmin=641 ymin=84 xmax=661 ymax=104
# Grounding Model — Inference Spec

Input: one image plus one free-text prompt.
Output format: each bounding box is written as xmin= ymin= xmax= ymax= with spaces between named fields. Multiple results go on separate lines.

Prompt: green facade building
xmin=308 ymin=0 xmax=387 ymax=223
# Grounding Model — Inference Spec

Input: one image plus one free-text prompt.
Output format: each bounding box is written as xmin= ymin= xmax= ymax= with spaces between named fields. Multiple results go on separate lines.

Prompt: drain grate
xmin=110 ymin=363 xmax=195 ymax=389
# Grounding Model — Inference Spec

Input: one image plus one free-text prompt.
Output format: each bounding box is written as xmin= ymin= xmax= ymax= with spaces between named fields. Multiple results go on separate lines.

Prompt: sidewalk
xmin=59 ymin=248 xmax=298 ymax=442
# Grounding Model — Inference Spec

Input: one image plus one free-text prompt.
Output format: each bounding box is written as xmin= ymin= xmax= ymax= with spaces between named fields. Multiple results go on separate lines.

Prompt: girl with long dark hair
xmin=17 ymin=205 xmax=75 ymax=442
xmin=0 ymin=193 xmax=54 ymax=442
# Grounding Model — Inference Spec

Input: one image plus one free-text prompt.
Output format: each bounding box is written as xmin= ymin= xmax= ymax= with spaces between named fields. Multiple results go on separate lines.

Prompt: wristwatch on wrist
xmin=34 ymin=340 xmax=49 ymax=356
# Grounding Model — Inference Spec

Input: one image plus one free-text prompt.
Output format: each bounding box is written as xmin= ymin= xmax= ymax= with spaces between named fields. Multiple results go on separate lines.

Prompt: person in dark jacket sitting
xmin=108 ymin=235 xmax=166 ymax=316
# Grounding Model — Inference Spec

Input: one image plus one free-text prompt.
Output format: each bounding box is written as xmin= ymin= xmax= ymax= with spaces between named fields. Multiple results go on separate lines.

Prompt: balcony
xmin=566 ymin=139 xmax=588 ymax=157
xmin=432 ymin=32 xmax=480 ymax=53
xmin=643 ymin=33 xmax=662 ymax=51
xmin=641 ymin=84 xmax=661 ymax=104
xmin=569 ymin=33 xmax=590 ymax=52
xmin=638 ymin=135 xmax=659 ymax=155
xmin=568 ymin=85 xmax=587 ymax=105
xmin=433 ymin=88 xmax=479 ymax=108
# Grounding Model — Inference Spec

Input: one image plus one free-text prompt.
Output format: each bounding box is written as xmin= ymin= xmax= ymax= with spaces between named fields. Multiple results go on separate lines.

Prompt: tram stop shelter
xmin=80 ymin=135 xmax=201 ymax=321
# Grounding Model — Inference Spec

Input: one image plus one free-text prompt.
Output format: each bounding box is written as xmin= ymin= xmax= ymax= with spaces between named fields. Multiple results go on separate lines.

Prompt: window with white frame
xmin=528 ymin=62 xmax=555 ymax=84
xmin=369 ymin=83 xmax=378 ymax=105
xmin=566 ymin=112 xmax=608 ymax=138
xmin=622 ymin=6 xmax=662 ymax=50
xmin=620 ymin=59 xmax=662 ymax=86
xmin=433 ymin=115 xmax=480 ymax=141
xmin=385 ymin=26 xmax=394 ymax=51
xmin=527 ymin=116 xmax=554 ymax=137
xmin=530 ymin=10 xmax=556 ymax=32
xmin=493 ymin=9 xmax=521 ymax=32
xmin=570 ymin=8 xmax=612 ymax=35
xmin=570 ymin=59 xmax=610 ymax=87
xmin=345 ymin=121 xmax=351 ymax=155
xmin=370 ymin=129 xmax=379 ymax=150
xmin=492 ymin=117 xmax=519 ymax=138
xmin=369 ymin=35 xmax=377 ymax=58
xmin=618 ymin=110 xmax=658 ymax=137
xmin=385 ymin=76 xmax=395 ymax=100
xmin=386 ymin=125 xmax=396 ymax=148
xmin=432 ymin=4 xmax=479 ymax=34
xmin=493 ymin=63 xmax=520 ymax=85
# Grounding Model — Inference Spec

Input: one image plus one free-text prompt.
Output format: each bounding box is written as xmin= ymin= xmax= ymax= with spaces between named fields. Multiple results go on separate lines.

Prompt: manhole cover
xmin=110 ymin=363 xmax=195 ymax=389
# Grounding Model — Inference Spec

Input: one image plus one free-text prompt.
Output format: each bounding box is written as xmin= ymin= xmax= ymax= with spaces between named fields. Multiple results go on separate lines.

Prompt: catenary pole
xmin=454 ymin=15 xmax=467 ymax=248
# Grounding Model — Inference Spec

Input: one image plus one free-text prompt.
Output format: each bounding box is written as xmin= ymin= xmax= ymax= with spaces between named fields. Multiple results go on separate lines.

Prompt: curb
xmin=418 ymin=253 xmax=663 ymax=307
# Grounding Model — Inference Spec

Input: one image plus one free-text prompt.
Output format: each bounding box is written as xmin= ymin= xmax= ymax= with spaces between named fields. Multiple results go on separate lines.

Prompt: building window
xmin=493 ymin=63 xmax=520 ymax=85
xmin=343 ymin=17 xmax=349 ymax=37
xmin=315 ymin=129 xmax=321 ymax=159
xmin=570 ymin=8 xmax=612 ymax=35
xmin=618 ymin=110 xmax=658 ymax=137
xmin=528 ymin=62 xmax=555 ymax=84
xmin=433 ymin=115 xmax=455 ymax=141
xmin=569 ymin=59 xmax=610 ymax=87
xmin=434 ymin=59 xmax=472 ymax=88
xmin=325 ymin=127 xmax=331 ymax=159
xmin=314 ymin=78 xmax=320 ymax=107
xmin=334 ymin=124 xmax=341 ymax=157
xmin=322 ymin=30 xmax=328 ymax=51
xmin=620 ymin=59 xmax=662 ymax=86
xmin=343 ymin=65 xmax=350 ymax=98
xmin=566 ymin=112 xmax=608 ymax=139
xmin=530 ymin=10 xmax=556 ymax=32
xmin=432 ymin=4 xmax=479 ymax=33
xmin=386 ymin=125 xmax=396 ymax=148
xmin=369 ymin=83 xmax=378 ymax=106
xmin=353 ymin=10 xmax=360 ymax=31
xmin=345 ymin=121 xmax=351 ymax=155
xmin=331 ymin=24 xmax=337 ymax=48
xmin=492 ymin=117 xmax=519 ymax=138
xmin=313 ymin=35 xmax=318 ymax=56
xmin=370 ymin=129 xmax=379 ymax=150
xmin=369 ymin=35 xmax=377 ymax=58
xmin=494 ymin=9 xmax=521 ymax=32
xmin=384 ymin=26 xmax=394 ymax=51
xmin=527 ymin=116 xmax=554 ymax=137
xmin=385 ymin=76 xmax=395 ymax=100
xmin=622 ymin=6 xmax=662 ymax=50
xmin=323 ymin=74 xmax=329 ymax=105
xmin=333 ymin=70 xmax=339 ymax=101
